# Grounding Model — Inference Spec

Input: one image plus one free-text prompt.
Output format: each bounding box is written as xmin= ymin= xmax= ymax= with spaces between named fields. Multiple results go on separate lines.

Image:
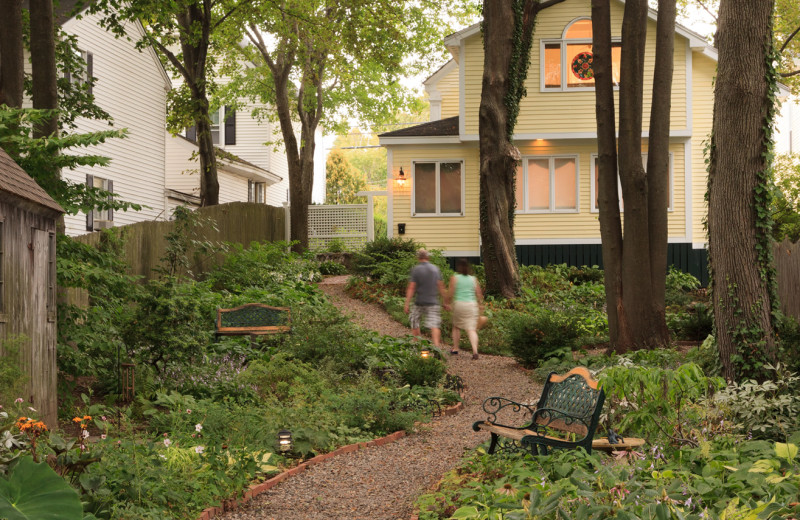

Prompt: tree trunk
xmin=709 ymin=0 xmax=778 ymax=381
xmin=0 ymin=0 xmax=24 ymax=108
xmin=593 ymin=0 xmax=673 ymax=351
xmin=29 ymin=0 xmax=58 ymax=137
xmin=478 ymin=0 xmax=520 ymax=298
xmin=289 ymin=129 xmax=316 ymax=253
xmin=195 ymin=112 xmax=220 ymax=207
xmin=592 ymin=0 xmax=626 ymax=346
xmin=478 ymin=0 xmax=564 ymax=298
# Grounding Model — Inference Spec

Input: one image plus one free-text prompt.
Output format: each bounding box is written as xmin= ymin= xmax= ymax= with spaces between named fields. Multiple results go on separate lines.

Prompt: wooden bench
xmin=473 ymin=367 xmax=605 ymax=456
xmin=215 ymin=304 xmax=291 ymax=343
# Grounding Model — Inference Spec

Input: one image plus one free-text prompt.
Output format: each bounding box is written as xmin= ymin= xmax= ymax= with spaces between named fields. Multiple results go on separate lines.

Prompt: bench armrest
xmin=476 ymin=397 xmax=537 ymax=430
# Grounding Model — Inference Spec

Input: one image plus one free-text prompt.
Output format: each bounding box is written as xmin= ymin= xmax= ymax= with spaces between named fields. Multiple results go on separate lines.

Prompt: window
xmin=542 ymin=18 xmax=621 ymax=91
xmin=412 ymin=161 xmax=464 ymax=216
xmin=590 ymin=153 xmax=674 ymax=212
xmin=248 ymin=181 xmax=266 ymax=203
xmin=186 ymin=106 xmax=236 ymax=145
xmin=515 ymin=156 xmax=579 ymax=213
xmin=86 ymin=175 xmax=114 ymax=231
xmin=65 ymin=49 xmax=93 ymax=94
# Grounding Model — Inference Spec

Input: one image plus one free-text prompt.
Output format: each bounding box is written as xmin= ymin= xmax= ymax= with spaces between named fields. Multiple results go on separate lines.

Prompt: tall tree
xmin=0 ymin=0 xmax=24 ymax=108
xmin=90 ymin=0 xmax=245 ymax=206
xmin=708 ymin=0 xmax=779 ymax=381
xmin=478 ymin=0 xmax=565 ymax=298
xmin=29 ymin=0 xmax=58 ymax=138
xmin=325 ymin=150 xmax=366 ymax=205
xmin=229 ymin=0 xmax=467 ymax=252
xmin=591 ymin=0 xmax=676 ymax=351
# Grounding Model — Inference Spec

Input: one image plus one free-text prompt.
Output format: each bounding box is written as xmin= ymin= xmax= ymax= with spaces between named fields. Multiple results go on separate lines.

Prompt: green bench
xmin=215 ymin=304 xmax=291 ymax=343
xmin=473 ymin=367 xmax=605 ymax=456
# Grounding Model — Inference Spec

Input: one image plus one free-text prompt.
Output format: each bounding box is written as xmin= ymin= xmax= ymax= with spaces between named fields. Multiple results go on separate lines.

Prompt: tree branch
xmin=246 ymin=24 xmax=277 ymax=74
xmin=146 ymin=32 xmax=195 ymax=92
xmin=780 ymin=69 xmax=800 ymax=78
xmin=780 ymin=25 xmax=800 ymax=54
xmin=695 ymin=0 xmax=718 ymax=23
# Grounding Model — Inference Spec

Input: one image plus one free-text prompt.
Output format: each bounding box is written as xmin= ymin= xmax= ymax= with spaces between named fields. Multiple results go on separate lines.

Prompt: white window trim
xmin=589 ymin=152 xmax=675 ymax=213
xmin=540 ymin=17 xmax=622 ymax=93
xmin=515 ymin=155 xmax=580 ymax=214
xmin=411 ymin=159 xmax=466 ymax=217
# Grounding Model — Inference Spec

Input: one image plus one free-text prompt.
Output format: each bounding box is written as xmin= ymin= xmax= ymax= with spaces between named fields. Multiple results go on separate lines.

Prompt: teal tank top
xmin=454 ymin=274 xmax=477 ymax=302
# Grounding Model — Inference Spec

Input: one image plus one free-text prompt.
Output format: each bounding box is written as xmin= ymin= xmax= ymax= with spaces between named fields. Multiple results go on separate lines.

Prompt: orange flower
xmin=73 ymin=417 xmax=83 ymax=423
xmin=33 ymin=422 xmax=48 ymax=431
xmin=83 ymin=415 xmax=92 ymax=421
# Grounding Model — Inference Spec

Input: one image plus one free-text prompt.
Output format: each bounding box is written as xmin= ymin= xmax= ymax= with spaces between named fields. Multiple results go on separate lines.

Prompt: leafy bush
xmin=399 ymin=355 xmax=447 ymax=387
xmin=319 ymin=260 xmax=348 ymax=275
xmin=668 ymin=303 xmax=714 ymax=341
xmin=507 ymin=311 xmax=579 ymax=368
xmin=665 ymin=266 xmax=701 ymax=307
xmin=711 ymin=363 xmax=800 ymax=441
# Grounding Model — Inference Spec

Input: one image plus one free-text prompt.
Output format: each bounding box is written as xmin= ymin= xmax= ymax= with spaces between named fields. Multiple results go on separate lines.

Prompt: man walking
xmin=404 ymin=249 xmax=448 ymax=350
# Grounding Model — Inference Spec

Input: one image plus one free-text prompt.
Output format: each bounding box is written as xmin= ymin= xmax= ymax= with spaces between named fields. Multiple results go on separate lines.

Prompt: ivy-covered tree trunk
xmin=708 ymin=0 xmax=778 ymax=381
xmin=479 ymin=0 xmax=564 ymax=298
xmin=29 ymin=0 xmax=58 ymax=138
xmin=592 ymin=0 xmax=674 ymax=351
xmin=0 ymin=0 xmax=24 ymax=108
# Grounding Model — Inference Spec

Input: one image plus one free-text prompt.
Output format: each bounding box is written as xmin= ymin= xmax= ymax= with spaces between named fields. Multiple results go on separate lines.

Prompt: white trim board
xmin=514 ymin=237 xmax=692 ymax=245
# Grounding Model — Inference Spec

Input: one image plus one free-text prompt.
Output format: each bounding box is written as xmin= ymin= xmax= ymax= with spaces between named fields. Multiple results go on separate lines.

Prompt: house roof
xmin=0 ymin=147 xmax=65 ymax=213
xmin=378 ymin=117 xmax=459 ymax=138
xmin=22 ymin=0 xmax=87 ymax=25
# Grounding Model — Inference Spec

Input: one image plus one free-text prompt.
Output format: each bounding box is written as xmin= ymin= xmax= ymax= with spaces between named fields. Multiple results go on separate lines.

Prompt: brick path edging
xmin=197 ymin=400 xmax=464 ymax=520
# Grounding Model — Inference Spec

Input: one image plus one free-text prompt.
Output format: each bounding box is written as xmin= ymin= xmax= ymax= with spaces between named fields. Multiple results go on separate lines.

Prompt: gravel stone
xmin=222 ymin=277 xmax=541 ymax=520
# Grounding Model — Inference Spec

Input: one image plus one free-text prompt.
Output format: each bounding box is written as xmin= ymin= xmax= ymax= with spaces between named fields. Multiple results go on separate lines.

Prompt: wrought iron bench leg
xmin=487 ymin=432 xmax=499 ymax=454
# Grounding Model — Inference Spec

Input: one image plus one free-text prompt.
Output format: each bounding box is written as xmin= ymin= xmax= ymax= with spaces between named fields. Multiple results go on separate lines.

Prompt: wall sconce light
xmin=278 ymin=429 xmax=293 ymax=453
xmin=396 ymin=167 xmax=408 ymax=189
xmin=420 ymin=349 xmax=432 ymax=359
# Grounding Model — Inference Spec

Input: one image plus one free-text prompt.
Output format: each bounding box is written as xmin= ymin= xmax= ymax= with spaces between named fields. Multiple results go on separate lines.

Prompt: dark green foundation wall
xmin=446 ymin=243 xmax=709 ymax=287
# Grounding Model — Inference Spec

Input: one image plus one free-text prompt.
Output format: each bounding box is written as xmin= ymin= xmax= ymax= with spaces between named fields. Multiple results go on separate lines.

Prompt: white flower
xmin=186 ymin=409 xmax=192 ymax=414
xmin=195 ymin=423 xmax=203 ymax=433
xmin=101 ymin=434 xmax=107 ymax=440
xmin=82 ymin=430 xmax=90 ymax=439
xmin=164 ymin=438 xmax=172 ymax=447
xmin=195 ymin=445 xmax=204 ymax=454
xmin=27 ymin=407 xmax=36 ymax=412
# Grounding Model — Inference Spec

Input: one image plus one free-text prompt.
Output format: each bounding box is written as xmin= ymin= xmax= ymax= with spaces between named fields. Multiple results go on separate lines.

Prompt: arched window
xmin=542 ymin=18 xmax=621 ymax=91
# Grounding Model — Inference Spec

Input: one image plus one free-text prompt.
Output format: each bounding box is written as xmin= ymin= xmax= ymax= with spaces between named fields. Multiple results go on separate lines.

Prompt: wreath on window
xmin=571 ymin=52 xmax=594 ymax=80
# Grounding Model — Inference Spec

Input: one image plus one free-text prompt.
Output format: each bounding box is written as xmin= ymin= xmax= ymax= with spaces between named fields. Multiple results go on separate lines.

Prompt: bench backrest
xmin=535 ymin=367 xmax=604 ymax=436
xmin=216 ymin=304 xmax=291 ymax=334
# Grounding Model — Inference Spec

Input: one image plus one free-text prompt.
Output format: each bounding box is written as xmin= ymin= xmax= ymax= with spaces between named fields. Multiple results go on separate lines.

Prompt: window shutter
xmin=224 ymin=106 xmax=236 ymax=145
xmin=186 ymin=125 xmax=197 ymax=141
xmin=86 ymin=174 xmax=94 ymax=231
xmin=87 ymin=52 xmax=94 ymax=95
xmin=107 ymin=179 xmax=114 ymax=221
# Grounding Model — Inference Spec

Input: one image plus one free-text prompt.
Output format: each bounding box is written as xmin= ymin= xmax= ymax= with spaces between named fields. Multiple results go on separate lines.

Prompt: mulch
xmin=222 ymin=278 xmax=541 ymax=520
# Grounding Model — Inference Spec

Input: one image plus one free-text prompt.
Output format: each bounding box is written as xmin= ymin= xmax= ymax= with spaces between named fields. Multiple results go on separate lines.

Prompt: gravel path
xmin=224 ymin=276 xmax=541 ymax=520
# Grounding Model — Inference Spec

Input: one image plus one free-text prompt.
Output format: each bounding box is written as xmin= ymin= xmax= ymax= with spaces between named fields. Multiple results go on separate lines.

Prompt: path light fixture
xmin=420 ymin=348 xmax=432 ymax=359
xmin=278 ymin=429 xmax=293 ymax=453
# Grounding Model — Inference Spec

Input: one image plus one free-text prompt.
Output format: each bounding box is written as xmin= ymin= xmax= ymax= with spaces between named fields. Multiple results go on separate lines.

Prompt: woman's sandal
xmin=450 ymin=349 xmax=459 ymax=355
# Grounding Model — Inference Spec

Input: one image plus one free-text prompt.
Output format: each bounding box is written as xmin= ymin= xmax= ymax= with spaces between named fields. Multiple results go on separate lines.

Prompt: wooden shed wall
xmin=0 ymin=198 xmax=58 ymax=428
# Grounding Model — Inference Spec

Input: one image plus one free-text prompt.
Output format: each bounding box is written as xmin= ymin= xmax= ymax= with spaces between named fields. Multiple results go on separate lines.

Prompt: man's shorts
xmin=409 ymin=304 xmax=441 ymax=330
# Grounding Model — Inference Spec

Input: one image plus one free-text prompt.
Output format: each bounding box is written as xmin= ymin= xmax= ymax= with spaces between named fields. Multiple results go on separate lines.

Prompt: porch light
xmin=278 ymin=429 xmax=293 ymax=452
xmin=420 ymin=349 xmax=432 ymax=359
xmin=396 ymin=167 xmax=408 ymax=188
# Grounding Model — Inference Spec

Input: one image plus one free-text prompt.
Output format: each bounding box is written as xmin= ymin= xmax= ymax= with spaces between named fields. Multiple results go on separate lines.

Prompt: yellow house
xmin=379 ymin=0 xmax=737 ymax=284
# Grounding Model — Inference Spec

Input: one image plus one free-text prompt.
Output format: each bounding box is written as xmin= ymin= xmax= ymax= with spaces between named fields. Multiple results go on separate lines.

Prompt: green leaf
xmin=449 ymin=505 xmax=480 ymax=518
xmin=774 ymin=442 xmax=797 ymax=462
xmin=0 ymin=456 xmax=83 ymax=519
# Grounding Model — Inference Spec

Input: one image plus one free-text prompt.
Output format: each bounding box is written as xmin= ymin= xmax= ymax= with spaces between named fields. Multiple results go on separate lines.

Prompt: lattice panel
xmin=307 ymin=204 xmax=368 ymax=251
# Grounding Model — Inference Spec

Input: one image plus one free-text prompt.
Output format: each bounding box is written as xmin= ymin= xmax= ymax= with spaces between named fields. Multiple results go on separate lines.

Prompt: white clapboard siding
xmin=165 ymin=133 xmax=201 ymax=197
xmin=60 ymin=13 xmax=170 ymax=235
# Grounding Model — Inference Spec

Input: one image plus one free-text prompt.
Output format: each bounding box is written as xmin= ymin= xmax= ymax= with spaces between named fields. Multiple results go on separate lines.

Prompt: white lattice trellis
xmin=307 ymin=204 xmax=369 ymax=251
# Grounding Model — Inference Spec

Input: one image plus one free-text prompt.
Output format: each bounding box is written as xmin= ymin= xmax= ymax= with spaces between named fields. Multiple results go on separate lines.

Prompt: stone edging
xmin=197 ymin=400 xmax=464 ymax=520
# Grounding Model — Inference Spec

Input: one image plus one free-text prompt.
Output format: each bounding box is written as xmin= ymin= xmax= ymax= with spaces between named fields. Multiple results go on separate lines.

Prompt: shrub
xmin=319 ymin=260 xmax=348 ymax=275
xmin=669 ymin=302 xmax=714 ymax=341
xmin=399 ymin=355 xmax=447 ymax=388
xmin=665 ymin=266 xmax=701 ymax=307
xmin=507 ymin=311 xmax=579 ymax=368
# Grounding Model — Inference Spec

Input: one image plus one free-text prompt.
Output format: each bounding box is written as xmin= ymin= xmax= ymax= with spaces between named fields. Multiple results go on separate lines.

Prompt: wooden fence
xmin=75 ymin=202 xmax=286 ymax=281
xmin=774 ymin=238 xmax=800 ymax=322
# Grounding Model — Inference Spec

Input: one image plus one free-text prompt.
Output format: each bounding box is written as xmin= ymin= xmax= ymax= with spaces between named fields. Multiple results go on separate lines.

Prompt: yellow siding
xmin=463 ymin=0 xmax=688 ymax=136
xmin=691 ymin=54 xmax=716 ymax=244
xmin=390 ymin=145 xmax=481 ymax=252
xmin=388 ymin=140 xmax=687 ymax=253
xmin=439 ymin=66 xmax=461 ymax=119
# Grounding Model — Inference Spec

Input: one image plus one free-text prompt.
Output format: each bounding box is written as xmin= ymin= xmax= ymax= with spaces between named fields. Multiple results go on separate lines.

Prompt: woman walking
xmin=447 ymin=258 xmax=484 ymax=360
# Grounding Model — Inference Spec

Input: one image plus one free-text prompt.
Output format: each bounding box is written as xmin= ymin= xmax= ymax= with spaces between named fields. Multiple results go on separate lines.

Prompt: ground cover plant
xmin=1 ymin=223 xmax=458 ymax=519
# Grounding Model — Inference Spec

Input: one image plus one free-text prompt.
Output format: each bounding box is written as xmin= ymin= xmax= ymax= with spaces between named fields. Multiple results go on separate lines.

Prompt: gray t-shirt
xmin=410 ymin=262 xmax=442 ymax=306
